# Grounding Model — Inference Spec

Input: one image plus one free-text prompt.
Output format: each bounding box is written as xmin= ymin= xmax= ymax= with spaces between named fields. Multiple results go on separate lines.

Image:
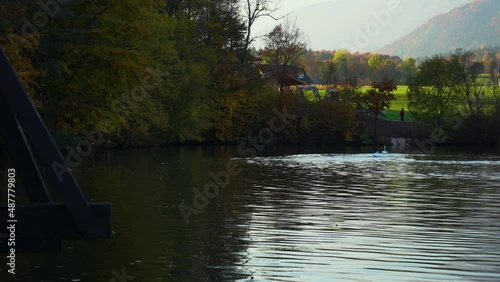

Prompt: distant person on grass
xmin=380 ymin=109 xmax=386 ymax=119
xmin=400 ymin=108 xmax=405 ymax=122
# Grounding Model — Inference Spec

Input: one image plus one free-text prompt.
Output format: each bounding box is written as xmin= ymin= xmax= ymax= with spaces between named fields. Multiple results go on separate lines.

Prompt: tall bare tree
xmin=240 ymin=0 xmax=283 ymax=64
xmin=261 ymin=20 xmax=307 ymax=92
xmin=452 ymin=49 xmax=485 ymax=118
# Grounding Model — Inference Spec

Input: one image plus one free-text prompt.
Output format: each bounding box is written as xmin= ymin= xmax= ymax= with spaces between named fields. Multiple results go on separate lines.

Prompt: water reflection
xmin=0 ymin=148 xmax=499 ymax=281
xmin=238 ymin=153 xmax=500 ymax=281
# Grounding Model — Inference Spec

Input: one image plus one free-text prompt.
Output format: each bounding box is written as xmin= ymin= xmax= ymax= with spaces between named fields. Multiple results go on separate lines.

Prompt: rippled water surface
xmin=1 ymin=147 xmax=500 ymax=281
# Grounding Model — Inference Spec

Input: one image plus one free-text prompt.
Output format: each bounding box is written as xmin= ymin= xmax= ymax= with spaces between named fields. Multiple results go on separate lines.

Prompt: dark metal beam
xmin=0 ymin=203 xmax=111 ymax=239
xmin=0 ymin=48 xmax=103 ymax=238
xmin=0 ymin=92 xmax=52 ymax=203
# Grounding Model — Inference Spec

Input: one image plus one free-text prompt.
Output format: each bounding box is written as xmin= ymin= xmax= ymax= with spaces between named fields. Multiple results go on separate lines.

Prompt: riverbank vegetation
xmin=1 ymin=1 xmax=499 ymax=148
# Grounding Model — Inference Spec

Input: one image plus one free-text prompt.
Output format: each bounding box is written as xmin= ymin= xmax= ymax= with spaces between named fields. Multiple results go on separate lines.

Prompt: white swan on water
xmin=374 ymin=146 xmax=388 ymax=157
xmin=382 ymin=146 xmax=388 ymax=154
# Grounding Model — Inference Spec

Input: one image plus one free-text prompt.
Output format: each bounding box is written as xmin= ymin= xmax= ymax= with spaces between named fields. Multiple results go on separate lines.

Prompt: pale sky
xmin=277 ymin=0 xmax=333 ymax=12
xmin=248 ymin=0 xmax=334 ymax=43
xmin=248 ymin=0 xmax=474 ymax=52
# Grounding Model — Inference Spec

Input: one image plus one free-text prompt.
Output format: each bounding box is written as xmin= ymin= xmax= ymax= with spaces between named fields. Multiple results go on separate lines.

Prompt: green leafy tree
xmin=367 ymin=54 xmax=382 ymax=80
xmin=399 ymin=57 xmax=417 ymax=83
xmin=376 ymin=59 xmax=400 ymax=83
xmin=363 ymin=78 xmax=397 ymax=141
xmin=452 ymin=49 xmax=486 ymax=118
xmin=363 ymin=78 xmax=397 ymax=119
xmin=36 ymin=0 xmax=180 ymax=144
xmin=308 ymin=100 xmax=358 ymax=143
xmin=332 ymin=49 xmax=357 ymax=87
xmin=320 ymin=60 xmax=338 ymax=90
xmin=0 ymin=1 xmax=43 ymax=108
xmin=168 ymin=0 xmax=251 ymax=143
xmin=407 ymin=55 xmax=462 ymax=128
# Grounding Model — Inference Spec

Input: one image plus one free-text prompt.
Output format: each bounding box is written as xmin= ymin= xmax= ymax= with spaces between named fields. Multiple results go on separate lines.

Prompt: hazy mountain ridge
xmin=282 ymin=0 xmax=473 ymax=51
xmin=379 ymin=0 xmax=500 ymax=58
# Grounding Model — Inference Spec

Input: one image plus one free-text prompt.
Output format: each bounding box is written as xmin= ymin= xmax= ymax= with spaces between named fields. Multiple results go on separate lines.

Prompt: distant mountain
xmin=253 ymin=0 xmax=473 ymax=51
xmin=379 ymin=0 xmax=500 ymax=58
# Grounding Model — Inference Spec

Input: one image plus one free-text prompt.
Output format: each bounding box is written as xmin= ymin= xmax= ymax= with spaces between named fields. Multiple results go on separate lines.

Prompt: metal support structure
xmin=0 ymin=93 xmax=51 ymax=203
xmin=0 ymin=48 xmax=111 ymax=252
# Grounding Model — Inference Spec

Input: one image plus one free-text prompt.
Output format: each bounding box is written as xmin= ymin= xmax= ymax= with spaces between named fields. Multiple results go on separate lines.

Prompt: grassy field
xmin=358 ymin=85 xmax=416 ymax=121
xmin=308 ymin=85 xmax=415 ymax=121
xmin=304 ymin=82 xmax=498 ymax=122
xmin=386 ymin=85 xmax=415 ymax=121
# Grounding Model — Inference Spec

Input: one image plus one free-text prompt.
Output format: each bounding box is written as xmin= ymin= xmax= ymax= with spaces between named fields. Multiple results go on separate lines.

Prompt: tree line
xmin=299 ymin=46 xmax=500 ymax=88
xmin=407 ymin=49 xmax=500 ymax=145
xmin=1 ymin=0 xmax=287 ymax=146
xmin=301 ymin=49 xmax=417 ymax=87
xmin=1 ymin=1 xmax=499 ymax=148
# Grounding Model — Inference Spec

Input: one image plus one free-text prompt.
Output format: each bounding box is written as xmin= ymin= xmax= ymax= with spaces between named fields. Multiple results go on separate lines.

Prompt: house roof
xmin=256 ymin=64 xmax=314 ymax=86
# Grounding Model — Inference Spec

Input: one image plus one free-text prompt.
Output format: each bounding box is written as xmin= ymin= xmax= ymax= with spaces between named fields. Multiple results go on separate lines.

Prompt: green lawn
xmin=385 ymin=85 xmax=414 ymax=121
xmin=303 ymin=85 xmax=415 ymax=121
xmin=384 ymin=109 xmax=415 ymax=122
xmin=361 ymin=85 xmax=414 ymax=121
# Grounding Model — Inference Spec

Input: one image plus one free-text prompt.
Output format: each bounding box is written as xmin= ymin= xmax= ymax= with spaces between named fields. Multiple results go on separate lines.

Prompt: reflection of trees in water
xmin=154 ymin=146 xmax=254 ymax=281
xmin=8 ymin=148 xmax=498 ymax=281
xmin=52 ymin=147 xmax=255 ymax=282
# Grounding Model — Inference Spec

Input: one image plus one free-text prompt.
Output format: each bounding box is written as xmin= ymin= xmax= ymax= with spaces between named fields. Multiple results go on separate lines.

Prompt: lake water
xmin=1 ymin=146 xmax=500 ymax=281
